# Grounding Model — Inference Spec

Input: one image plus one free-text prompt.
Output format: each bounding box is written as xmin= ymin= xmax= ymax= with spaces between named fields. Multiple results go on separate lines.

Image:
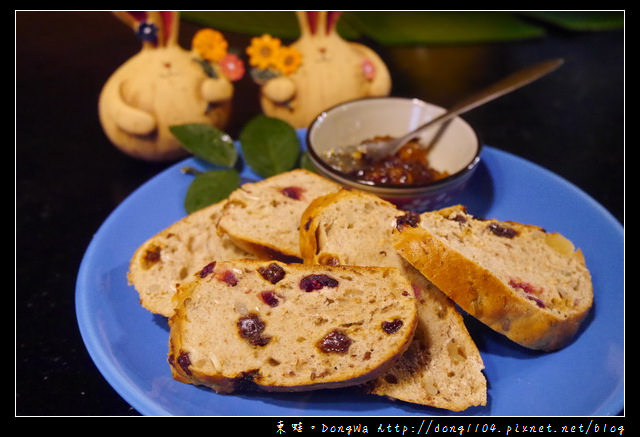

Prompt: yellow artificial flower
xmin=273 ymin=46 xmax=302 ymax=75
xmin=246 ymin=34 xmax=282 ymax=70
xmin=192 ymin=28 xmax=228 ymax=62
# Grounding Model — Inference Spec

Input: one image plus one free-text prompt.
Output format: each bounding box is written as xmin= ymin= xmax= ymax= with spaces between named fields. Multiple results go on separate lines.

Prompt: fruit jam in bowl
xmin=306 ymin=97 xmax=482 ymax=212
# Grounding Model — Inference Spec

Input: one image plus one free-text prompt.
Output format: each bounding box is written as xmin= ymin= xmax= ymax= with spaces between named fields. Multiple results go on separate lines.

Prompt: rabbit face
xmin=294 ymin=33 xmax=355 ymax=67
xmin=153 ymin=49 xmax=194 ymax=78
xmin=119 ymin=46 xmax=230 ymax=117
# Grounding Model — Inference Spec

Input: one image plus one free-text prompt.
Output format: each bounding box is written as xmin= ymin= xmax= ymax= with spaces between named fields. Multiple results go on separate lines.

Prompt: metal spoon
xmin=330 ymin=58 xmax=565 ymax=168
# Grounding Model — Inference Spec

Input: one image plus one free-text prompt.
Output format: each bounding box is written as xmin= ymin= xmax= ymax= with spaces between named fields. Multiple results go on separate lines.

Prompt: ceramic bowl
xmin=306 ymin=97 xmax=482 ymax=211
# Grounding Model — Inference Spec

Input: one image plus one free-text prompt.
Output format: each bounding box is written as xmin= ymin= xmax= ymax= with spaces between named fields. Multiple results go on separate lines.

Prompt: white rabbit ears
xmin=296 ymin=11 xmax=342 ymax=36
xmin=113 ymin=11 xmax=180 ymax=47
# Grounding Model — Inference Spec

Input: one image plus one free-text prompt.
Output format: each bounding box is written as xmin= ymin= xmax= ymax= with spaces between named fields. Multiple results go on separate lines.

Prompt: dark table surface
xmin=16 ymin=11 xmax=624 ymax=417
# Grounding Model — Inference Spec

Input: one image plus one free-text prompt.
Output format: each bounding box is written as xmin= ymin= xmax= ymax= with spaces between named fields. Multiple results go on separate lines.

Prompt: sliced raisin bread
xmin=128 ymin=200 xmax=255 ymax=317
xmin=300 ymin=189 xmax=487 ymax=412
xmin=217 ymin=169 xmax=341 ymax=263
xmin=167 ymin=260 xmax=418 ymax=393
xmin=393 ymin=205 xmax=593 ymax=351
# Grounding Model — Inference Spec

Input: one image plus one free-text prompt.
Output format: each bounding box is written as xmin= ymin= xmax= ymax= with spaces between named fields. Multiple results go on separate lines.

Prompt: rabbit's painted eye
xmin=137 ymin=22 xmax=158 ymax=44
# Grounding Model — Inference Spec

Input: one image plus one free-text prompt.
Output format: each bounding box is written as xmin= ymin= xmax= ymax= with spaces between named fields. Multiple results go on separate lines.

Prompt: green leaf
xmin=249 ymin=67 xmax=280 ymax=85
xmin=184 ymin=169 xmax=240 ymax=214
xmin=192 ymin=58 xmax=218 ymax=78
xmin=518 ymin=11 xmax=624 ymax=31
xmin=170 ymin=123 xmax=237 ymax=168
xmin=181 ymin=10 xmax=361 ymax=40
xmin=345 ymin=11 xmax=546 ymax=45
xmin=239 ymin=115 xmax=300 ymax=178
xmin=181 ymin=11 xmax=621 ymax=46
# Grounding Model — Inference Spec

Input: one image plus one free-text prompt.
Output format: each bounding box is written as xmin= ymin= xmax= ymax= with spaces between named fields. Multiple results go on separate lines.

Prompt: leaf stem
xmin=180 ymin=166 xmax=203 ymax=175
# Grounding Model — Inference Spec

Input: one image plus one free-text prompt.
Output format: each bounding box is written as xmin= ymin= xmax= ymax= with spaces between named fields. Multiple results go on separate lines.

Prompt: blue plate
xmin=76 ymin=130 xmax=624 ymax=416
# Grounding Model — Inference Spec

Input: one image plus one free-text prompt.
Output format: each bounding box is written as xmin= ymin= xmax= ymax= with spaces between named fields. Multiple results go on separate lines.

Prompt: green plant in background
xmin=520 ymin=11 xmax=624 ymax=32
xmin=181 ymin=11 xmax=623 ymax=45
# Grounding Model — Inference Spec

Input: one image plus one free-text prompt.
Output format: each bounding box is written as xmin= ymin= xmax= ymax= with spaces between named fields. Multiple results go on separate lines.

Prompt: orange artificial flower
xmin=192 ymin=28 xmax=228 ymax=62
xmin=246 ymin=34 xmax=282 ymax=70
xmin=273 ymin=46 xmax=302 ymax=75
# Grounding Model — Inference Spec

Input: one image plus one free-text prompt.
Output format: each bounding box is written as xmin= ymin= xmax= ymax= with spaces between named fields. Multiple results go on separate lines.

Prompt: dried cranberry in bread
xmin=300 ymin=189 xmax=487 ymax=412
xmin=128 ymin=200 xmax=254 ymax=317
xmin=168 ymin=260 xmax=418 ymax=393
xmin=393 ymin=205 xmax=593 ymax=351
xmin=217 ymin=169 xmax=341 ymax=263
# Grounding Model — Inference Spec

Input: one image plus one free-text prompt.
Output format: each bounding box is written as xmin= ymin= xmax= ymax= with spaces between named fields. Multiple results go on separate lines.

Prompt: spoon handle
xmin=394 ymin=58 xmax=565 ymax=150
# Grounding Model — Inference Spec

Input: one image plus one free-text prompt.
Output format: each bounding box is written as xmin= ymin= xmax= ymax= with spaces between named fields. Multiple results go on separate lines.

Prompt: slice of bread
xmin=128 ymin=200 xmax=255 ymax=317
xmin=300 ymin=189 xmax=487 ymax=411
xmin=167 ymin=260 xmax=418 ymax=393
xmin=393 ymin=205 xmax=593 ymax=351
xmin=217 ymin=169 xmax=341 ymax=263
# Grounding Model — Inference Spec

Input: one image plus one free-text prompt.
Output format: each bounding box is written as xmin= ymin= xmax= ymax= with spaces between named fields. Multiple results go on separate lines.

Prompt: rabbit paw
xmin=262 ymin=76 xmax=296 ymax=104
xmin=201 ymin=77 xmax=233 ymax=103
xmin=113 ymin=104 xmax=157 ymax=136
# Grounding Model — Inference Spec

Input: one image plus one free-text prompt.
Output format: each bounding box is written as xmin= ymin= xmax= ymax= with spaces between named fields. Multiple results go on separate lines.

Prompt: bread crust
xmin=218 ymin=169 xmax=341 ymax=261
xmin=393 ymin=208 xmax=593 ymax=351
xmin=224 ymin=236 xmax=303 ymax=264
xmin=300 ymin=188 xmax=369 ymax=264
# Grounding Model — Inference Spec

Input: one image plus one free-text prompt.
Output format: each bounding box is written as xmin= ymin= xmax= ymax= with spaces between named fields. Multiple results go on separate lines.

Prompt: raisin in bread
xmin=300 ymin=189 xmax=487 ymax=412
xmin=128 ymin=200 xmax=254 ymax=317
xmin=393 ymin=205 xmax=593 ymax=351
xmin=217 ymin=169 xmax=341 ymax=263
xmin=167 ymin=260 xmax=418 ymax=393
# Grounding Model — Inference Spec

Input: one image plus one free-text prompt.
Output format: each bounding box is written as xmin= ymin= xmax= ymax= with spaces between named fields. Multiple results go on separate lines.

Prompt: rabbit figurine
xmin=250 ymin=11 xmax=392 ymax=128
xmin=98 ymin=11 xmax=238 ymax=161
